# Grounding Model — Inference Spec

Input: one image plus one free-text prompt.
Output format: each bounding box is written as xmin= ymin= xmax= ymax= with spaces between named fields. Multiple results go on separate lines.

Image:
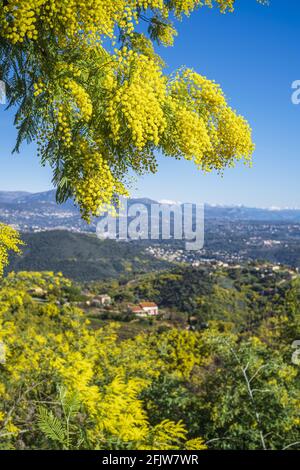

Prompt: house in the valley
xmin=129 ymin=305 xmax=146 ymax=317
xmin=128 ymin=302 xmax=159 ymax=317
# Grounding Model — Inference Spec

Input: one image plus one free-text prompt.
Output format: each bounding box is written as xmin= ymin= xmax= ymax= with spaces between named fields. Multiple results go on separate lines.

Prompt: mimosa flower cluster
xmin=0 ymin=0 xmax=257 ymax=219
xmin=0 ymin=1 xmax=238 ymax=45
xmin=0 ymin=224 xmax=23 ymax=277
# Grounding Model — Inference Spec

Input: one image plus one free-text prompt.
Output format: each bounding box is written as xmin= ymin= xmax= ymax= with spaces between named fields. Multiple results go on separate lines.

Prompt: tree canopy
xmin=0 ymin=223 xmax=23 ymax=277
xmin=0 ymin=270 xmax=299 ymax=450
xmin=0 ymin=1 xmax=265 ymax=220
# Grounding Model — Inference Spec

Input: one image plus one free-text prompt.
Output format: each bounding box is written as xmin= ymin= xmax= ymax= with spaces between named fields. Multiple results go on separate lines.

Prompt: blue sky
xmin=1 ymin=0 xmax=300 ymax=207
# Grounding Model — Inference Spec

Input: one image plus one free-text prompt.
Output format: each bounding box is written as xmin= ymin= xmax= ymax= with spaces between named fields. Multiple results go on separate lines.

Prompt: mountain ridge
xmin=1 ymin=188 xmax=300 ymax=212
xmin=1 ymin=190 xmax=300 ymax=231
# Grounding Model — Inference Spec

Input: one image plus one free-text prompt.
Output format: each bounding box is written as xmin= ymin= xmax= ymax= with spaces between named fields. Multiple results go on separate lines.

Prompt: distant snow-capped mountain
xmin=1 ymin=190 xmax=300 ymax=233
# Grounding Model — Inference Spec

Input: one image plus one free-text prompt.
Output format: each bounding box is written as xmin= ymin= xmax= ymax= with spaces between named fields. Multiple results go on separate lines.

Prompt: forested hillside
xmin=5 ymin=231 xmax=171 ymax=281
xmin=89 ymin=263 xmax=297 ymax=330
xmin=0 ymin=268 xmax=299 ymax=450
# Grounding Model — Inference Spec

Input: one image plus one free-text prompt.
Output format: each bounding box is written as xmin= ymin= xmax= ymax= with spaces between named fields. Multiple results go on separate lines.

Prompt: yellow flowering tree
xmin=0 ymin=271 xmax=298 ymax=450
xmin=0 ymin=224 xmax=23 ymax=277
xmin=0 ymin=272 xmax=207 ymax=449
xmin=0 ymin=1 xmax=265 ymax=220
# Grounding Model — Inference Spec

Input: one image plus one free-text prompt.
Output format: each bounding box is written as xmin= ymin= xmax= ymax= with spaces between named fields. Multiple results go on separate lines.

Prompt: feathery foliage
xmin=0 ymin=270 xmax=299 ymax=450
xmin=0 ymin=1 xmax=265 ymax=220
xmin=0 ymin=223 xmax=23 ymax=277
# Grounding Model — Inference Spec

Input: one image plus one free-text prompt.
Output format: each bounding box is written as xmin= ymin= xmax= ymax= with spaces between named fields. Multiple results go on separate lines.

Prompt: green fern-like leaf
xmin=58 ymin=386 xmax=81 ymax=420
xmin=37 ymin=406 xmax=66 ymax=445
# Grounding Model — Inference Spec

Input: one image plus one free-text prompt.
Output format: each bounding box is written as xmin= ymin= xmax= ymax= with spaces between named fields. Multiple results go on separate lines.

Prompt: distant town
xmin=2 ymin=190 xmax=300 ymax=271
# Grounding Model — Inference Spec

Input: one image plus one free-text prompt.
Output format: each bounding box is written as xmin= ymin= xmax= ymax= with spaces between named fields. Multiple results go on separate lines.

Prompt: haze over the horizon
xmin=1 ymin=0 xmax=300 ymax=208
xmin=1 ymin=188 xmax=300 ymax=211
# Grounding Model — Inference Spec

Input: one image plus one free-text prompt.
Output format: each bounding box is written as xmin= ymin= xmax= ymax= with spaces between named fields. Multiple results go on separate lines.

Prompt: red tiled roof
xmin=128 ymin=302 xmax=158 ymax=313
xmin=139 ymin=302 xmax=158 ymax=308
xmin=129 ymin=306 xmax=143 ymax=313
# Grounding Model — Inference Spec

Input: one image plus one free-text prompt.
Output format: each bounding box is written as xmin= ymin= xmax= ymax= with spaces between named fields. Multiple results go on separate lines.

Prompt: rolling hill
xmin=5 ymin=230 xmax=172 ymax=281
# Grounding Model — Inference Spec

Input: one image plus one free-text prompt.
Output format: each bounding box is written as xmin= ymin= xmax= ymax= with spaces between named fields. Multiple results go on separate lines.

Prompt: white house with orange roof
xmin=128 ymin=302 xmax=159 ymax=317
